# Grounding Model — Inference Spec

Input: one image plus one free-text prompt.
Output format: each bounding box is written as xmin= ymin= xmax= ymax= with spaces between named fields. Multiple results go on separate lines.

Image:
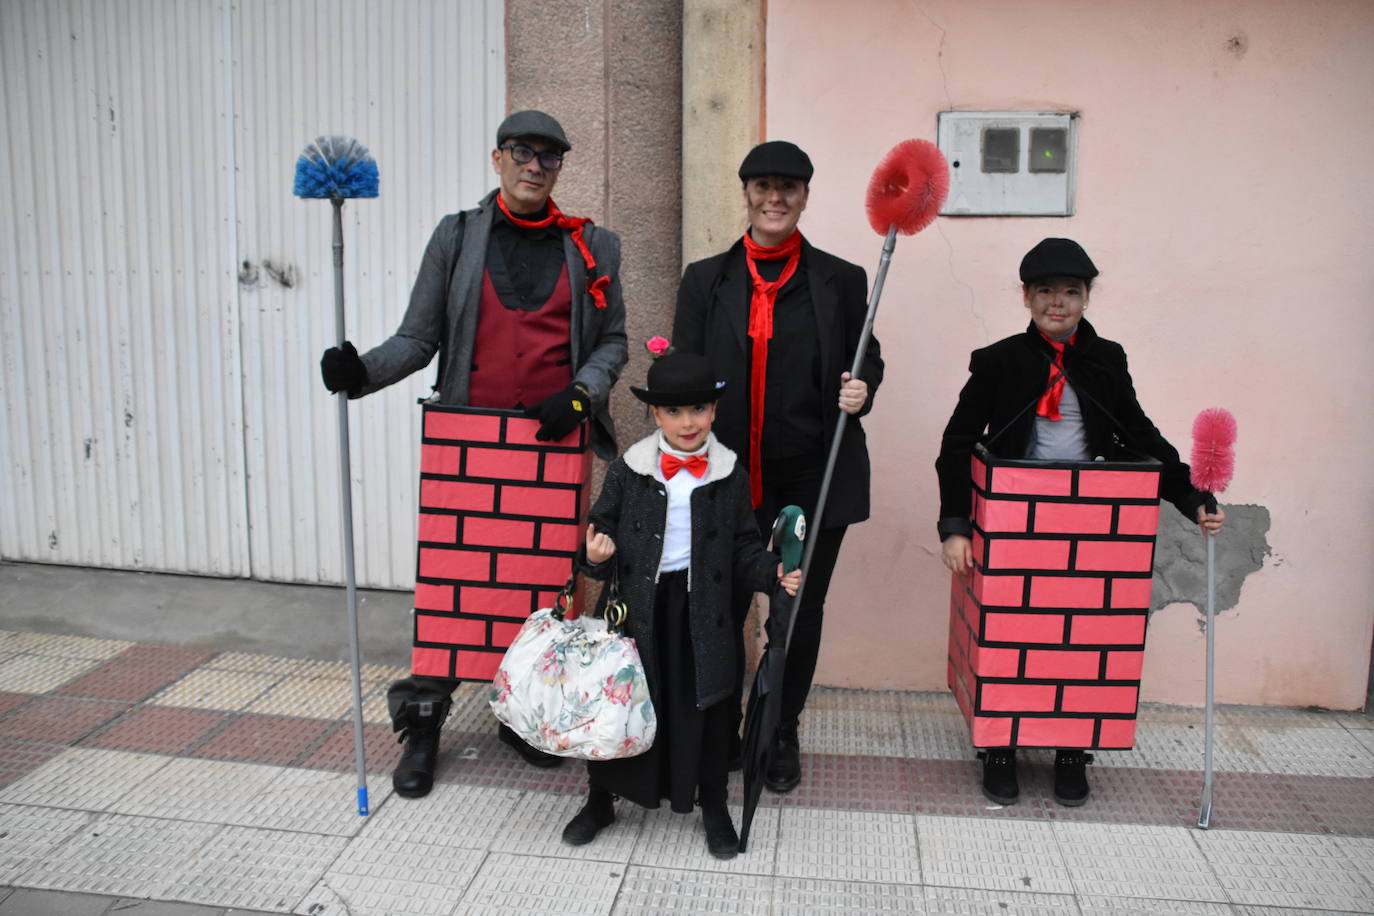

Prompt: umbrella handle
xmin=782 ymin=224 xmax=897 ymax=652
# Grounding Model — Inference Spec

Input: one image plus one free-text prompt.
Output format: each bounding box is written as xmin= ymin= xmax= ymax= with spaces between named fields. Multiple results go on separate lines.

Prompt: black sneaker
xmin=764 ymin=732 xmax=801 ymax=793
xmin=498 ymin=723 xmax=564 ymax=768
xmin=977 ymin=748 xmax=1019 ymax=805
xmin=701 ymin=802 xmax=739 ymax=859
xmin=562 ymin=790 xmax=615 ymax=846
xmin=1053 ymin=749 xmax=1093 ymax=806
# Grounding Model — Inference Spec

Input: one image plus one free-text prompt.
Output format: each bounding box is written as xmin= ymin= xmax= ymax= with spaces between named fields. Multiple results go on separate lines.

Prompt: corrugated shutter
xmin=0 ymin=0 xmax=505 ymax=588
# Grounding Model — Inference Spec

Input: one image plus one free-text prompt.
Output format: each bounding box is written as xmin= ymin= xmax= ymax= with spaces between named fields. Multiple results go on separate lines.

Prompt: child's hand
xmin=941 ymin=535 xmax=973 ymax=576
xmin=778 ymin=564 xmax=802 ymax=597
xmin=586 ymin=524 xmax=616 ymax=564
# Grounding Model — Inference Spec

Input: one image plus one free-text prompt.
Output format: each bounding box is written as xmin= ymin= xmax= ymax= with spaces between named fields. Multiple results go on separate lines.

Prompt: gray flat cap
xmin=496 ymin=110 xmax=571 ymax=152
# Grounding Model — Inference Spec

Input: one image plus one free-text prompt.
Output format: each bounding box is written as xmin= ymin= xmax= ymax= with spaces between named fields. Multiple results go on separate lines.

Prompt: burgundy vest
xmin=468 ymin=264 xmax=573 ymax=408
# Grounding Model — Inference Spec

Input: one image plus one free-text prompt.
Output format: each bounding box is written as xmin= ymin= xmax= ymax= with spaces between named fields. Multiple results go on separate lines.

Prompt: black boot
xmin=562 ymin=788 xmax=615 ymax=846
xmin=392 ymin=697 xmax=451 ymax=799
xmin=700 ymin=798 xmax=739 ymax=860
xmin=764 ymin=729 xmax=801 ymax=793
xmin=1053 ymin=749 xmax=1094 ymax=806
xmin=977 ymin=747 xmax=1019 ymax=805
xmin=497 ymin=722 xmax=564 ymax=768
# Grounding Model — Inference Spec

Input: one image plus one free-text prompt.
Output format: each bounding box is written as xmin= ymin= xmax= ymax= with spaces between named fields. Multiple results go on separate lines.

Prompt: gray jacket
xmin=578 ymin=433 xmax=779 ymax=709
xmin=355 ymin=190 xmax=628 ymax=459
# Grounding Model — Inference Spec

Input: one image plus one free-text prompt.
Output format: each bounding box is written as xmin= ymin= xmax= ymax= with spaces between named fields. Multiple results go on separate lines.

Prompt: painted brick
xmin=417 ymin=513 xmax=458 ymax=544
xmin=981 ymin=683 xmax=1057 ymax=712
xmin=413 ymin=582 xmax=455 ymax=612
xmin=544 ymin=450 xmax=591 ymax=484
xmin=1016 ymin=716 xmax=1095 ymax=748
xmin=1097 ymin=718 xmax=1138 ymax=748
xmin=1033 ymin=502 xmax=1113 ymax=535
xmin=1110 ymin=577 xmax=1155 ymax=609
xmin=426 ymin=410 xmax=502 ymax=443
xmin=1117 ymin=504 xmax=1161 ymax=536
xmin=983 ymin=612 xmax=1064 ymax=644
xmin=970 ymin=530 xmax=986 ymax=568
xmin=420 ymin=444 xmax=462 ymax=476
xmin=973 ymin=571 xmax=1024 ymax=607
xmin=466 ymin=446 xmax=540 ymax=481
xmin=991 ymin=466 xmax=1073 ymax=497
xmin=976 ymin=497 xmax=1029 ymax=533
xmin=969 ymin=716 xmax=1013 ymax=748
xmin=1024 ymin=649 xmax=1101 ymax=680
xmin=454 ymin=650 xmax=502 ymax=681
xmin=1105 ymin=650 xmax=1145 ymax=679
xmin=536 ymin=588 xmax=562 ymax=609
xmin=971 ymin=645 xmax=1020 ymax=678
xmin=505 ymin=416 xmax=561 ymax=447
xmin=497 ymin=552 xmax=574 ymax=587
xmin=419 ymin=547 xmax=490 ymax=582
xmin=1079 ymin=468 xmax=1160 ymax=499
xmin=464 ymin=517 xmax=536 ymax=550
xmin=1070 ymin=613 xmax=1146 ymax=645
xmin=539 ymin=522 xmax=580 ymax=552
xmin=420 ymin=479 xmax=495 ymax=512
xmin=1076 ymin=540 xmax=1155 ymax=572
xmin=1062 ymin=684 xmax=1139 ymax=714
xmin=411 ymin=646 xmax=452 ymax=678
xmin=988 ymin=538 xmax=1071 ymax=571
xmin=500 ymin=484 xmax=577 ymax=519
xmin=970 ymin=454 xmax=989 ymax=490
xmin=491 ymin=621 xmax=523 ymax=646
xmin=416 ymin=615 xmax=487 ymax=647
xmin=460 ymin=586 xmax=535 ymax=619
xmin=1029 ymin=575 xmax=1104 ymax=608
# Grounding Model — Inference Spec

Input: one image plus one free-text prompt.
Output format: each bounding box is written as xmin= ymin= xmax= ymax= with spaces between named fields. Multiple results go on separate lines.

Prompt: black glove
xmin=320 ymin=341 xmax=368 ymax=394
xmin=526 ymin=382 xmax=591 ymax=442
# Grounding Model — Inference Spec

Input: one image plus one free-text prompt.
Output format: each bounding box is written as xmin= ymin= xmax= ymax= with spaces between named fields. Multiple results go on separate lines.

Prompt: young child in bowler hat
xmin=563 ymin=345 xmax=801 ymax=859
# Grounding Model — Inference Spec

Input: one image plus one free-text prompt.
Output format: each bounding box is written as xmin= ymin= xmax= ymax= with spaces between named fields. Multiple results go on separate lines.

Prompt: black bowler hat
xmin=496 ymin=110 xmax=572 ymax=152
xmin=738 ymin=140 xmax=814 ymax=183
xmin=1019 ymin=238 xmax=1099 ymax=283
xmin=630 ymin=352 xmax=726 ymax=407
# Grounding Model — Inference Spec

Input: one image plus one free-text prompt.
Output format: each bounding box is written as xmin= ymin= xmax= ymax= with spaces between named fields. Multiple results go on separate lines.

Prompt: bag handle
xmin=552 ymin=569 xmax=630 ymax=631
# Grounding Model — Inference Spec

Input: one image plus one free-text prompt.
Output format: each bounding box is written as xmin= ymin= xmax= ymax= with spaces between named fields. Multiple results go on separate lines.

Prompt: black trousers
xmin=732 ymin=454 xmax=849 ymax=736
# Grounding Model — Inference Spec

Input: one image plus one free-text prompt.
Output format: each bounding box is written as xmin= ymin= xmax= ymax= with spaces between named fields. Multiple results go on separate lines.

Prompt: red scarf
xmin=741 ymin=230 xmax=803 ymax=507
xmin=496 ymin=195 xmax=610 ymax=309
xmin=1035 ymin=330 xmax=1078 ymax=420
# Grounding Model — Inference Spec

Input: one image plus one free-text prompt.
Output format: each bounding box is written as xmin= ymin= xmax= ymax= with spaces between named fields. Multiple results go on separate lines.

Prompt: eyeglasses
xmin=499 ymin=143 xmax=564 ymax=170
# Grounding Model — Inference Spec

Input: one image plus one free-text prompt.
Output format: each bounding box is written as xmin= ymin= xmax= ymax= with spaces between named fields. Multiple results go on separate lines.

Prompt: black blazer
xmin=935 ymin=318 xmax=1210 ymax=538
xmin=673 ymin=237 xmax=883 ymax=528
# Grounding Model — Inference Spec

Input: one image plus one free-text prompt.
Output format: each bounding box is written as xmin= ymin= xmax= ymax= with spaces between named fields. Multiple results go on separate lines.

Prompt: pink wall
xmin=765 ymin=0 xmax=1374 ymax=708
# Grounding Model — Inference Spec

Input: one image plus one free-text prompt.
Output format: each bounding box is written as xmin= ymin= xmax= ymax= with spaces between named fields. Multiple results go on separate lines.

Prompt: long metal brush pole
xmin=783 ymin=225 xmax=897 ymax=652
xmin=332 ymin=197 xmax=370 ymax=816
xmin=1197 ymin=533 xmax=1216 ymax=828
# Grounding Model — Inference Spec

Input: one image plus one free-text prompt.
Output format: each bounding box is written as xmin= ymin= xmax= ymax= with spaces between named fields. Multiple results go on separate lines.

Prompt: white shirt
xmin=657 ymin=432 xmax=711 ymax=572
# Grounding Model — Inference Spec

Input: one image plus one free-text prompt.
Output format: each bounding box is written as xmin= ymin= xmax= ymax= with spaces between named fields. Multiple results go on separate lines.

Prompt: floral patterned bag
xmin=489 ymin=573 xmax=656 ymax=759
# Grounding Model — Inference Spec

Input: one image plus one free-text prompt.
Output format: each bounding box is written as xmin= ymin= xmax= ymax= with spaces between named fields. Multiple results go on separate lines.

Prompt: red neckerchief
xmin=660 ymin=452 xmax=708 ymax=480
xmin=496 ymin=194 xmax=610 ymax=309
xmin=1035 ymin=329 xmax=1078 ymax=420
xmin=741 ymin=230 xmax=803 ymax=507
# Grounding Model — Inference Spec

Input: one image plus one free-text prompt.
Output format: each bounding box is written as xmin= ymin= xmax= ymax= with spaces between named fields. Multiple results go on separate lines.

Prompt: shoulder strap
xmin=432 ymin=211 xmax=468 ymax=393
xmin=984 ymin=349 xmax=1134 ymax=452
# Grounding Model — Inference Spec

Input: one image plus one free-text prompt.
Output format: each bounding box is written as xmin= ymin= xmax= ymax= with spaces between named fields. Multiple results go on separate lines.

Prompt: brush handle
xmin=332 ymin=197 xmax=370 ymax=816
xmin=1197 ymin=531 xmax=1216 ymax=828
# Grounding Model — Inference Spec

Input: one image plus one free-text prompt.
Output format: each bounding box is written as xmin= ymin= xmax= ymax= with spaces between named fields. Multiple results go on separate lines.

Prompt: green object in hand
xmin=770 ymin=505 xmax=806 ymax=573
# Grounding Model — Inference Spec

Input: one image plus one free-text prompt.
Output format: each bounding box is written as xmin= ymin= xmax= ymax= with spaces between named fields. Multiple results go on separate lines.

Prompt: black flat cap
xmin=630 ymin=352 xmax=726 ymax=407
xmin=738 ymin=140 xmax=814 ymax=183
xmin=496 ymin=110 xmax=571 ymax=152
xmin=1019 ymin=238 xmax=1099 ymax=283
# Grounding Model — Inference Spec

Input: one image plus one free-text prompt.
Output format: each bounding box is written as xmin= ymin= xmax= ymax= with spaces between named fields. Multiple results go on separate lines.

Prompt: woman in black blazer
xmin=673 ymin=141 xmax=883 ymax=793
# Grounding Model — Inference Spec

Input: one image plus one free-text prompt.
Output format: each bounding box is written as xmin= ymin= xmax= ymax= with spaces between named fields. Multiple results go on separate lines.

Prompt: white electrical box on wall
xmin=937 ymin=111 xmax=1077 ymax=216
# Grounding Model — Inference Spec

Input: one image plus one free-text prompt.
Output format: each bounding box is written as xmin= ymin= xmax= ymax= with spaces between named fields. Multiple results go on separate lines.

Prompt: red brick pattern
xmin=411 ymin=405 xmax=589 ymax=681
xmin=949 ymin=446 xmax=1162 ymax=750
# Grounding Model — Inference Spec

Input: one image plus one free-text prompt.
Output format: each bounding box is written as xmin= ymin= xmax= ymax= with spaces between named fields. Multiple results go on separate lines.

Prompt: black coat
xmin=935 ymin=318 xmax=1211 ymax=538
xmin=672 ymin=238 xmax=883 ymax=527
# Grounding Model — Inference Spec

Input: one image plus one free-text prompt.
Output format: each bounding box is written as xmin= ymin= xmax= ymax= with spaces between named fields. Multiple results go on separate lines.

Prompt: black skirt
xmin=587 ymin=569 xmax=730 ymax=813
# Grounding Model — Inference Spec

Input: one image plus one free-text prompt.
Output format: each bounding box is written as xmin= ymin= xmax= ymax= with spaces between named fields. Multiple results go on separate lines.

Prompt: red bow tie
xmin=660 ymin=453 xmax=708 ymax=480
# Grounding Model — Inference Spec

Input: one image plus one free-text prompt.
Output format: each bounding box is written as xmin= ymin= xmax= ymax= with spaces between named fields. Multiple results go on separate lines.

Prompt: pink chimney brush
xmin=1190 ymin=408 xmax=1237 ymax=493
xmin=865 ymin=138 xmax=950 ymax=236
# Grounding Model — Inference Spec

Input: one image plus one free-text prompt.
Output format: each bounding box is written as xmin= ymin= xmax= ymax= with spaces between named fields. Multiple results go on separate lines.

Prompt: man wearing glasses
xmin=320 ymin=110 xmax=628 ymax=798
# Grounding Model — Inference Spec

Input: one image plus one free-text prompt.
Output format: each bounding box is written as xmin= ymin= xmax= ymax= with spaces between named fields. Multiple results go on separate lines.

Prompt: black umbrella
xmin=738 ymin=506 xmax=804 ymax=852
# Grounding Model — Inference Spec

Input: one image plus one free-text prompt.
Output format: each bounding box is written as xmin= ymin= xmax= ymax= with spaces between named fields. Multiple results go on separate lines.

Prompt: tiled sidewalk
xmin=0 ymin=630 xmax=1370 ymax=915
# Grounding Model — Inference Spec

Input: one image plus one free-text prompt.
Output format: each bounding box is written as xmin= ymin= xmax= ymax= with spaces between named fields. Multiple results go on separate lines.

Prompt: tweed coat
xmin=353 ymin=189 xmax=628 ymax=459
xmin=935 ymin=318 xmax=1211 ymax=539
xmin=672 ymin=237 xmax=883 ymax=527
